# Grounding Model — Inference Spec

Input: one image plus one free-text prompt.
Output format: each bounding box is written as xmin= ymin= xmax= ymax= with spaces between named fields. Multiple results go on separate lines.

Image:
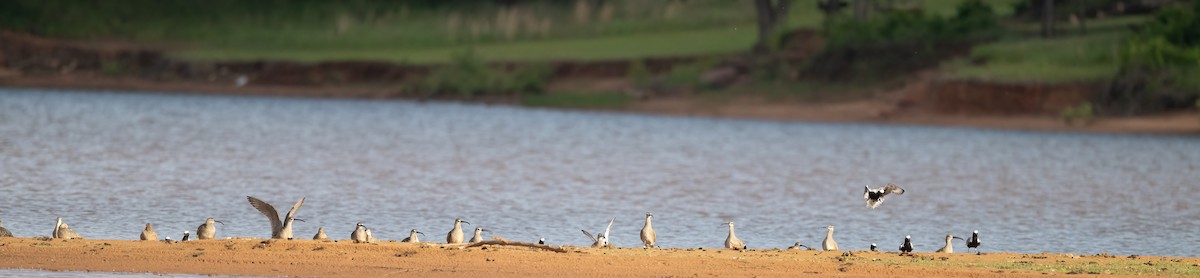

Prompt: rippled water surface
xmin=1 ymin=89 xmax=1197 ymax=257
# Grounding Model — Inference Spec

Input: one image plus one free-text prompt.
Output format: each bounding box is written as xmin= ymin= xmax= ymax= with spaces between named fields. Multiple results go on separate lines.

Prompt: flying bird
xmin=864 ymin=183 xmax=906 ymax=208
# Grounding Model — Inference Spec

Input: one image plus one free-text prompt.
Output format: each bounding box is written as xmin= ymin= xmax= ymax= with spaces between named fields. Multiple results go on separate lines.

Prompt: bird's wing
xmin=604 ymin=218 xmax=614 ymax=239
xmin=285 ymin=197 xmax=306 ymax=220
xmin=864 ymin=185 xmax=871 ymax=199
xmin=246 ymin=196 xmax=282 ymax=234
xmin=581 ymin=229 xmax=597 ymax=243
xmin=885 ymin=183 xmax=905 ymax=195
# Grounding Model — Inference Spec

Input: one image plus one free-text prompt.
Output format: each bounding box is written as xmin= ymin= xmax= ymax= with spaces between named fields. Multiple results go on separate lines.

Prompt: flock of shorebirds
xmin=0 ymin=183 xmax=984 ymax=254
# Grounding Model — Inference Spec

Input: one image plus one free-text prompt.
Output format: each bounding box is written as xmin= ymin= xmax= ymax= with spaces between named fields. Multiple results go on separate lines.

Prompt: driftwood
xmin=457 ymin=236 xmax=569 ymax=253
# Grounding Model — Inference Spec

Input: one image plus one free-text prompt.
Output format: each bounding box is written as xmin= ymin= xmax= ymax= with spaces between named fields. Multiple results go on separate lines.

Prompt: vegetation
xmin=521 ymin=92 xmax=632 ymax=109
xmin=404 ymin=49 xmax=551 ymax=98
xmin=1060 ymin=102 xmax=1096 ymax=126
xmin=944 ymin=31 xmax=1125 ymax=83
xmin=804 ymin=0 xmax=1004 ymax=81
xmin=0 ymin=0 xmax=1016 ymax=64
xmin=1101 ymin=1 xmax=1200 ymax=115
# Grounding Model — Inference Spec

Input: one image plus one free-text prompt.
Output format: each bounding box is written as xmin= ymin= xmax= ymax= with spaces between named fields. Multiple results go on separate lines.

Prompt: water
xmin=0 ymin=88 xmax=1197 ymax=257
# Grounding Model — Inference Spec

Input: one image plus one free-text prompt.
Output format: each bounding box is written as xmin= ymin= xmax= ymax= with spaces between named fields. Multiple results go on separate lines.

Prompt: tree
xmin=753 ymin=0 xmax=792 ymax=54
xmin=1041 ymin=0 xmax=1055 ymax=38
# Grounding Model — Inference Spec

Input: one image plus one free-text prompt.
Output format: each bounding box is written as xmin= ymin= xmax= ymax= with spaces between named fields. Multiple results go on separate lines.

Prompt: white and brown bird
xmin=140 ymin=223 xmax=157 ymax=241
xmin=724 ymin=222 xmax=745 ymax=250
xmin=822 ymin=225 xmax=838 ymax=251
xmin=246 ymin=196 xmax=306 ymax=240
xmin=469 ymin=227 xmax=488 ymax=243
xmin=196 ymin=218 xmax=223 ymax=240
xmin=313 ymin=227 xmax=328 ymax=240
xmin=401 ymin=229 xmax=425 ymax=243
xmin=864 ymin=183 xmax=906 ymax=208
xmin=640 ymin=212 xmax=656 ymax=248
xmin=787 ymin=242 xmax=813 ymax=250
xmin=582 ymin=218 xmax=614 ymax=248
xmin=54 ymin=217 xmax=83 ymax=239
xmin=936 ymin=234 xmax=964 ymax=253
xmin=364 ymin=228 xmax=375 ymax=243
xmin=0 ymin=219 xmax=13 ymax=237
xmin=350 ymin=223 xmax=367 ymax=243
xmin=446 ymin=218 xmax=470 ymax=244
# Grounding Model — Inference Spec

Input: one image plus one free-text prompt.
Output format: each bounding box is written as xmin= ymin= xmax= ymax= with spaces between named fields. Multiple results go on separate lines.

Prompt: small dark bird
xmin=899 ymin=235 xmax=913 ymax=254
xmin=181 ymin=231 xmax=190 ymax=241
xmin=538 ymin=238 xmax=545 ymax=245
xmin=966 ymin=230 xmax=981 ymax=254
xmin=870 ymin=243 xmax=877 ymax=251
xmin=864 ymin=183 xmax=906 ymax=208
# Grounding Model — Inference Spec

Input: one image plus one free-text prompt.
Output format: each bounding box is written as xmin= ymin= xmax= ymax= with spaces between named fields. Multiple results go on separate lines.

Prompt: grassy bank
xmin=942 ymin=16 xmax=1148 ymax=83
xmin=0 ymin=0 xmax=1019 ymax=64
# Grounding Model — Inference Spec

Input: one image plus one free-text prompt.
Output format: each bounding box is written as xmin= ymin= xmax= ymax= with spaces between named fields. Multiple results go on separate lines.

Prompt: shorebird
xmin=350 ymin=223 xmax=367 ymax=243
xmin=364 ymin=227 xmax=375 ymax=243
xmin=313 ymin=227 xmax=328 ymax=240
xmin=54 ymin=217 xmax=83 ymax=239
xmin=446 ymin=218 xmax=470 ymax=244
xmin=401 ymin=229 xmax=425 ymax=243
xmin=0 ymin=219 xmax=13 ymax=237
xmin=182 ymin=231 xmax=190 ymax=241
xmin=196 ymin=218 xmax=223 ymax=240
xmin=787 ymin=242 xmax=813 ymax=250
xmin=870 ymin=243 xmax=877 ymax=251
xmin=140 ymin=223 xmax=157 ymax=241
xmin=582 ymin=218 xmax=614 ymax=248
xmin=864 ymin=183 xmax=906 ymax=208
xmin=966 ymin=230 xmax=981 ymax=254
xmin=899 ymin=235 xmax=913 ymax=254
xmin=538 ymin=238 xmax=545 ymax=245
xmin=724 ymin=222 xmax=745 ymax=250
xmin=640 ymin=212 xmax=656 ymax=248
xmin=822 ymin=225 xmax=838 ymax=251
xmin=469 ymin=227 xmax=488 ymax=243
xmin=246 ymin=196 xmax=306 ymax=240
xmin=936 ymin=234 xmax=964 ymax=253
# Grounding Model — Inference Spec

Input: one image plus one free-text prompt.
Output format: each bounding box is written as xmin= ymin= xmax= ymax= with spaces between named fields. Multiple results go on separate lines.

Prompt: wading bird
xmin=641 ymin=212 xmax=657 ymax=248
xmin=724 ymin=222 xmax=745 ymax=250
xmin=966 ymin=230 xmax=982 ymax=254
xmin=582 ymin=218 xmax=614 ymax=248
xmin=447 ymin=218 xmax=470 ymax=244
xmin=246 ymin=196 xmax=306 ymax=239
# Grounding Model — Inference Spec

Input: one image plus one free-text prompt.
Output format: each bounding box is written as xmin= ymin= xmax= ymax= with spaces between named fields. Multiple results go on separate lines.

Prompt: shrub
xmin=1060 ymin=102 xmax=1095 ymax=126
xmin=806 ymin=0 xmax=1000 ymax=81
xmin=407 ymin=49 xmax=551 ymax=98
xmin=1102 ymin=1 xmax=1200 ymax=115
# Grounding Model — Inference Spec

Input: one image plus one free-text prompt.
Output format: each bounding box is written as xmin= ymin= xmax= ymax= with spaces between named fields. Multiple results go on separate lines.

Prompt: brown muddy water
xmin=0 ymin=89 xmax=1197 ymax=257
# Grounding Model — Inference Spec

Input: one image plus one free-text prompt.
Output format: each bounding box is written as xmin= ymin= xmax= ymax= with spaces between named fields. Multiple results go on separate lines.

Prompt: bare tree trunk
xmin=753 ymin=0 xmax=792 ymax=54
xmin=853 ymin=0 xmax=869 ymax=20
xmin=1041 ymin=0 xmax=1055 ymax=38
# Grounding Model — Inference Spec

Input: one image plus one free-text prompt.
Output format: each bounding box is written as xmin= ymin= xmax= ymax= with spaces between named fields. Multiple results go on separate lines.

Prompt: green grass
xmin=942 ymin=21 xmax=1138 ymax=83
xmin=173 ymin=26 xmax=758 ymax=63
xmin=521 ymin=93 xmax=633 ymax=109
xmin=1 ymin=0 xmax=1024 ymax=64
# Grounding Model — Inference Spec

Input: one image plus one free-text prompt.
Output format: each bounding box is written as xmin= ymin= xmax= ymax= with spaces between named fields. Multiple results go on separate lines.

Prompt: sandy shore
xmin=0 ymin=238 xmax=1196 ymax=277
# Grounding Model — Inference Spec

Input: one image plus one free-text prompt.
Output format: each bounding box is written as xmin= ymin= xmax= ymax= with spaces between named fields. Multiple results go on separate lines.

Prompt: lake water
xmin=0 ymin=88 xmax=1197 ymax=257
